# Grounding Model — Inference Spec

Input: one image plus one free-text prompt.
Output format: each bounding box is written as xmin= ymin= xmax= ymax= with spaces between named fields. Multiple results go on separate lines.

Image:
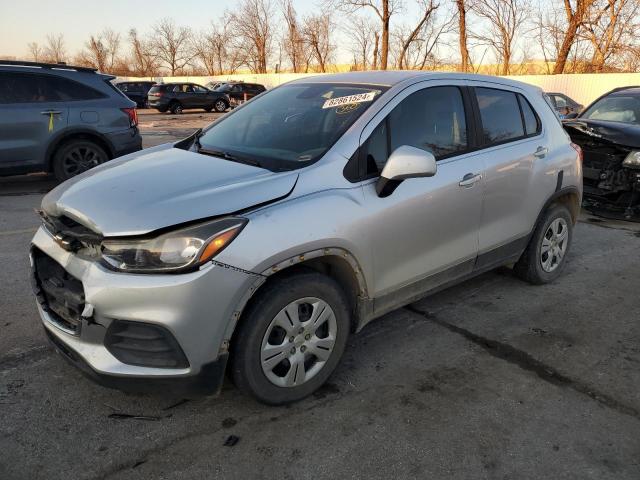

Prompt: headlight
xmin=101 ymin=217 xmax=247 ymax=273
xmin=622 ymin=151 xmax=640 ymax=169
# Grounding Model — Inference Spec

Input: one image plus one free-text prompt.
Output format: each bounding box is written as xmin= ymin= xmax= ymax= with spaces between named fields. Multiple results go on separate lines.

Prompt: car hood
xmin=42 ymin=147 xmax=298 ymax=236
xmin=563 ymin=119 xmax=640 ymax=148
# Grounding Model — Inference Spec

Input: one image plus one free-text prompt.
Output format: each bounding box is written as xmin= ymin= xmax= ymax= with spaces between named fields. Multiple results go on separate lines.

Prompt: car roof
xmin=609 ymin=86 xmax=640 ymax=96
xmin=288 ymin=71 xmax=540 ymax=92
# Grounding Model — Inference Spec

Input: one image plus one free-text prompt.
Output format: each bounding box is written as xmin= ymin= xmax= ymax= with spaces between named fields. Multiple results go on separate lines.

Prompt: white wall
xmin=119 ymin=72 xmax=640 ymax=107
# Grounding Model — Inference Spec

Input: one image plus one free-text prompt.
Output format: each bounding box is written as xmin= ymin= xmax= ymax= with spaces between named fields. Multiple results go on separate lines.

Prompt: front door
xmin=357 ymin=83 xmax=484 ymax=310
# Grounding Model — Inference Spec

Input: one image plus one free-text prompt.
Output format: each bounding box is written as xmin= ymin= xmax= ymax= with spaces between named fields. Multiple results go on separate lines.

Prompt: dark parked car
xmin=115 ymin=81 xmax=156 ymax=108
xmin=563 ymin=86 xmax=640 ymax=220
xmin=214 ymin=82 xmax=266 ymax=107
xmin=0 ymin=60 xmax=142 ymax=181
xmin=147 ymin=83 xmax=229 ymax=114
xmin=546 ymin=92 xmax=583 ymax=118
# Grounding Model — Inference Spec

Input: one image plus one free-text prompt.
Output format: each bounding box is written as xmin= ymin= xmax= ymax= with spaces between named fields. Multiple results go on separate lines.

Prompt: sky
xmin=0 ymin=0 xmax=322 ymax=58
xmin=0 ymin=0 xmax=444 ymax=60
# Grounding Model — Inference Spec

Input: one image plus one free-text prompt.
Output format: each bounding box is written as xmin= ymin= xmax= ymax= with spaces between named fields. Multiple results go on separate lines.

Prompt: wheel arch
xmin=538 ymin=186 xmax=581 ymax=226
xmin=221 ymin=247 xmax=370 ymax=358
xmin=45 ymin=129 xmax=114 ymax=171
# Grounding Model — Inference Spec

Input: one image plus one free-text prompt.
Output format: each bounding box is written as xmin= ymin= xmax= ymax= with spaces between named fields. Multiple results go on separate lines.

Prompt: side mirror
xmin=376 ymin=145 xmax=437 ymax=197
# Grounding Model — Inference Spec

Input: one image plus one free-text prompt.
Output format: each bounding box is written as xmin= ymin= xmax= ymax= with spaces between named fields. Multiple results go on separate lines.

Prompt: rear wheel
xmin=213 ymin=99 xmax=228 ymax=113
xmin=52 ymin=139 xmax=108 ymax=182
xmin=170 ymin=102 xmax=183 ymax=114
xmin=231 ymin=272 xmax=350 ymax=405
xmin=514 ymin=204 xmax=573 ymax=284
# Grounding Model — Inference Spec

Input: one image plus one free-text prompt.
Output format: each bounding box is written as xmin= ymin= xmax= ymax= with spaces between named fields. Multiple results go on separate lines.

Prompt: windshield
xmin=581 ymin=94 xmax=640 ymax=124
xmin=198 ymin=82 xmax=387 ymax=171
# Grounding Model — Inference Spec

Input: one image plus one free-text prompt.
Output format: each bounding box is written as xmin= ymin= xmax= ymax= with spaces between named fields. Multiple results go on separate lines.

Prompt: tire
xmin=156 ymin=107 xmax=168 ymax=113
xmin=170 ymin=102 xmax=183 ymax=114
xmin=230 ymin=271 xmax=350 ymax=405
xmin=514 ymin=204 xmax=573 ymax=284
xmin=204 ymin=107 xmax=213 ymax=113
xmin=52 ymin=139 xmax=108 ymax=182
xmin=213 ymin=99 xmax=228 ymax=113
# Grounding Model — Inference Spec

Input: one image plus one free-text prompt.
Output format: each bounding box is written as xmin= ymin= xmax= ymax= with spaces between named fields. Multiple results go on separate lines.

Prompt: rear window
xmin=518 ymin=94 xmax=541 ymax=135
xmin=0 ymin=72 xmax=105 ymax=103
xmin=148 ymin=85 xmax=165 ymax=93
xmin=476 ymin=87 xmax=525 ymax=144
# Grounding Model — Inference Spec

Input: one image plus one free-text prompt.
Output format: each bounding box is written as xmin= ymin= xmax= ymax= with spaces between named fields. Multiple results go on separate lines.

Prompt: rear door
xmin=0 ymin=72 xmax=69 ymax=170
xmin=469 ymin=84 xmax=545 ymax=268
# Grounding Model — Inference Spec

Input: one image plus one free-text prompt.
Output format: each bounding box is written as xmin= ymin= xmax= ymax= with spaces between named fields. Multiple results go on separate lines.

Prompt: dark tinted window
xmin=476 ymin=87 xmax=524 ymax=144
xmin=363 ymin=86 xmax=468 ymax=175
xmin=519 ymin=94 xmax=541 ymax=135
xmin=0 ymin=73 xmax=104 ymax=103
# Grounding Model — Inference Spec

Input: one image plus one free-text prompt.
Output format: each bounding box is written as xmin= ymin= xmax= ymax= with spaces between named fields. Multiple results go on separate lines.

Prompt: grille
xmin=31 ymin=248 xmax=85 ymax=335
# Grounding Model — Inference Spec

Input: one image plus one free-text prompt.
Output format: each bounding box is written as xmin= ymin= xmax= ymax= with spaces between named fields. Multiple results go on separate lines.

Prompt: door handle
xmin=533 ymin=146 xmax=548 ymax=158
xmin=40 ymin=110 xmax=62 ymax=115
xmin=459 ymin=173 xmax=482 ymax=187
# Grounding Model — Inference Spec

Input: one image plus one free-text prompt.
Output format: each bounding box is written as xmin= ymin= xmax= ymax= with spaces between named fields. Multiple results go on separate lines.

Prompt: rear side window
xmin=476 ymin=87 xmax=524 ymax=144
xmin=0 ymin=73 xmax=105 ymax=103
xmin=518 ymin=94 xmax=541 ymax=136
xmin=363 ymin=86 xmax=468 ymax=175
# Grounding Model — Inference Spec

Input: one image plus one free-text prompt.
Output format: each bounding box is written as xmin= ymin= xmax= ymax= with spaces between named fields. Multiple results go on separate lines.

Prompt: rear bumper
xmin=105 ymin=128 xmax=142 ymax=158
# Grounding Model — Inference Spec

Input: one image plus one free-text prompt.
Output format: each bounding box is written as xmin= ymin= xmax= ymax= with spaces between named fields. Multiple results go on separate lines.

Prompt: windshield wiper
xmin=197 ymin=147 xmax=261 ymax=167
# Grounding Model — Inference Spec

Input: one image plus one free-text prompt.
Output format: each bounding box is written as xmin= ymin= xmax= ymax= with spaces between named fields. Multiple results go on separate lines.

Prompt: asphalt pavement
xmin=1 ymin=111 xmax=640 ymax=479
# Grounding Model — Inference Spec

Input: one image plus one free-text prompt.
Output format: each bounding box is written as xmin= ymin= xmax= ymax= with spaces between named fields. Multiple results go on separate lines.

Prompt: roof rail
xmin=0 ymin=59 xmax=98 ymax=73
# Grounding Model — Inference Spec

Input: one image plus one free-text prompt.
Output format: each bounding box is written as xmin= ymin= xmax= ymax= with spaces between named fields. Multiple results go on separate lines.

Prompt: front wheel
xmin=514 ymin=204 xmax=573 ymax=284
xmin=231 ymin=272 xmax=350 ymax=405
xmin=213 ymin=99 xmax=228 ymax=112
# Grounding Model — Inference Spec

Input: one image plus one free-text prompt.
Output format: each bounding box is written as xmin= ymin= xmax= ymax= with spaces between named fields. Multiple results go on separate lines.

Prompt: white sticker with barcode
xmin=322 ymin=91 xmax=377 ymax=109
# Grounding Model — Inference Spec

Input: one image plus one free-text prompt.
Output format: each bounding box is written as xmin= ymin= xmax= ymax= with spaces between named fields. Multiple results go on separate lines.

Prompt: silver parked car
xmin=31 ymin=72 xmax=582 ymax=404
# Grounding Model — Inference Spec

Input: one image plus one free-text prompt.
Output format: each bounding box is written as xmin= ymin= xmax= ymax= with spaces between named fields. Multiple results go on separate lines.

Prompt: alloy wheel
xmin=540 ymin=217 xmax=568 ymax=273
xmin=260 ymin=297 xmax=337 ymax=388
xmin=61 ymin=145 xmax=104 ymax=177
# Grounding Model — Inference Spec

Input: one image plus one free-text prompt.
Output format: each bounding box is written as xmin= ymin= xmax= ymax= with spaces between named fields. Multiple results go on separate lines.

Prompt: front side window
xmin=581 ymin=94 xmax=640 ymax=124
xmin=198 ymin=82 xmax=387 ymax=171
xmin=476 ymin=87 xmax=525 ymax=144
xmin=362 ymin=86 xmax=468 ymax=175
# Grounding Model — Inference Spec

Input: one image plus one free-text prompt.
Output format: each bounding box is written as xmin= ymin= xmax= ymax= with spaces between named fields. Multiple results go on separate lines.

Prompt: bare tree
xmin=455 ymin=0 xmax=472 ymax=71
xmin=395 ymin=0 xmax=439 ymax=69
xmin=280 ymin=0 xmax=308 ymax=72
xmin=331 ymin=0 xmax=402 ymax=70
xmin=552 ymin=0 xmax=597 ymax=73
xmin=44 ymin=34 xmax=66 ymax=63
xmin=129 ymin=29 xmax=159 ymax=77
xmin=192 ymin=22 xmax=244 ymax=75
xmin=27 ymin=42 xmax=43 ymax=62
xmin=228 ymin=0 xmax=275 ymax=73
xmin=344 ymin=15 xmax=377 ymax=70
xmin=582 ymin=0 xmax=640 ymax=72
xmin=152 ymin=18 xmax=194 ymax=75
xmin=78 ymin=29 xmax=121 ymax=72
xmin=303 ymin=14 xmax=335 ymax=72
xmin=471 ymin=0 xmax=529 ymax=75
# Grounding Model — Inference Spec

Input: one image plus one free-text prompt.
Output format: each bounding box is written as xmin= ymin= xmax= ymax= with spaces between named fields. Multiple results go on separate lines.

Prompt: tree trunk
xmin=456 ymin=0 xmax=471 ymax=72
xmin=380 ymin=0 xmax=390 ymax=70
xmin=373 ymin=32 xmax=379 ymax=70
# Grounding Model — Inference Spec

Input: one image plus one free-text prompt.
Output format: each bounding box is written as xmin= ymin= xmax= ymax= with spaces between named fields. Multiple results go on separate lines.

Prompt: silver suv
xmin=31 ymin=72 xmax=582 ymax=404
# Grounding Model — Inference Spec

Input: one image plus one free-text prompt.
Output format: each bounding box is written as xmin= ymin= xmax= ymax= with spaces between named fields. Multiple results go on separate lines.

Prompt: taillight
xmin=149 ymin=91 xmax=163 ymax=97
xmin=570 ymin=142 xmax=583 ymax=162
xmin=121 ymin=108 xmax=138 ymax=127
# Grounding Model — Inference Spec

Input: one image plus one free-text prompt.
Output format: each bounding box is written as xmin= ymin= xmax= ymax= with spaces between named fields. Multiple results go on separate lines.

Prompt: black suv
xmin=115 ymin=81 xmax=156 ymax=108
xmin=0 ymin=60 xmax=142 ymax=181
xmin=147 ymin=83 xmax=230 ymax=114
xmin=213 ymin=82 xmax=266 ymax=107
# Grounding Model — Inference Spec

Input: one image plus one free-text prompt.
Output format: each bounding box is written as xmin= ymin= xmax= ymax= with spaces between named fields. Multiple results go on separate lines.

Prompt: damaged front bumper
xmin=30 ymin=226 xmax=258 ymax=395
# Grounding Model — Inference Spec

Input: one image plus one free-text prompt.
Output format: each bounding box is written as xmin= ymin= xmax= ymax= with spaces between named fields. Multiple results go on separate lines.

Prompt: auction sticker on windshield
xmin=322 ymin=91 xmax=377 ymax=109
